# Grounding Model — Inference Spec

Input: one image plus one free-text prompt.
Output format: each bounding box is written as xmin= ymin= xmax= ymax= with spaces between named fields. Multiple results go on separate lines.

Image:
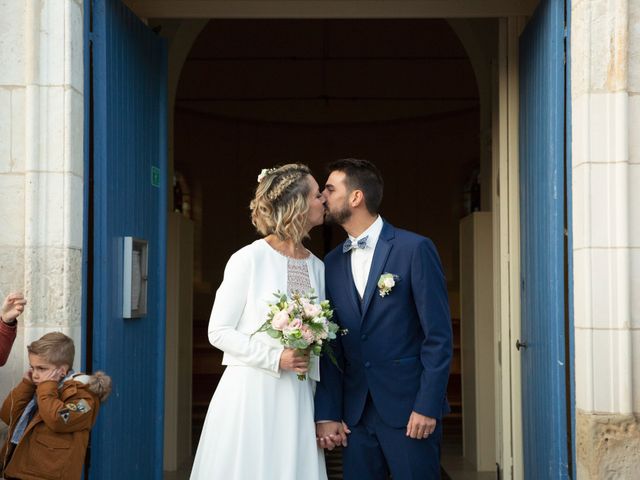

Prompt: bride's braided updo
xmin=250 ymin=164 xmax=312 ymax=244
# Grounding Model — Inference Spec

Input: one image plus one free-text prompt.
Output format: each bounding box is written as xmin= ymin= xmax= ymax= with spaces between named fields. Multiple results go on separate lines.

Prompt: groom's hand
xmin=406 ymin=411 xmax=436 ymax=439
xmin=316 ymin=421 xmax=350 ymax=450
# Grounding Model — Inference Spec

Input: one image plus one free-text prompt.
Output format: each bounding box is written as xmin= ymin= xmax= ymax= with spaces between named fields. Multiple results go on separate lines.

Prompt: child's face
xmin=28 ymin=353 xmax=68 ymax=385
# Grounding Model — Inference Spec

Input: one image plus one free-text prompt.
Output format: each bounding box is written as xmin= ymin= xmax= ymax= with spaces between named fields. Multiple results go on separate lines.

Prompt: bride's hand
xmin=279 ymin=348 xmax=309 ymax=373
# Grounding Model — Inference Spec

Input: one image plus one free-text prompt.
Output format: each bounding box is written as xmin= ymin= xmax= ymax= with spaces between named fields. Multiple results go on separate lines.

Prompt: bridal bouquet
xmin=255 ymin=290 xmax=345 ymax=380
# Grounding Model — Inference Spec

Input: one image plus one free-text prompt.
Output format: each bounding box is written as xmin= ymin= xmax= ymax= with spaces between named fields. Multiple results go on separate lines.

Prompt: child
xmin=0 ymin=332 xmax=111 ymax=480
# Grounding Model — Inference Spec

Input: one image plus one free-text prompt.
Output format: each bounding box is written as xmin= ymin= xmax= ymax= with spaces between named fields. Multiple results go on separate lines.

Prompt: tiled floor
xmin=164 ymin=429 xmax=493 ymax=480
xmin=164 ymin=463 xmax=191 ymax=480
xmin=165 ymin=447 xmax=495 ymax=480
xmin=441 ymin=453 xmax=496 ymax=480
xmin=441 ymin=436 xmax=496 ymax=480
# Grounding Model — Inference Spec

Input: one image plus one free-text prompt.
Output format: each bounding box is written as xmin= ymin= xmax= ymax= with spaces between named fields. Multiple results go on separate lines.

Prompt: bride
xmin=190 ymin=164 xmax=328 ymax=480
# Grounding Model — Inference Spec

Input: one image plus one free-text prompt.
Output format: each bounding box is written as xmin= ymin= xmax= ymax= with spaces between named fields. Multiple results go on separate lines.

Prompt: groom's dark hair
xmin=328 ymin=158 xmax=384 ymax=214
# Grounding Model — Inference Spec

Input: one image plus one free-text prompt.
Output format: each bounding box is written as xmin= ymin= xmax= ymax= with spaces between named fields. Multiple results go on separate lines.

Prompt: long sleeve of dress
xmin=0 ymin=321 xmax=17 ymax=366
xmin=208 ymin=250 xmax=284 ymax=374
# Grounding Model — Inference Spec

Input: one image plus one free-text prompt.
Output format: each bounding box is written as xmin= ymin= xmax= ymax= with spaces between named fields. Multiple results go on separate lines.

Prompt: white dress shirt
xmin=348 ymin=215 xmax=384 ymax=298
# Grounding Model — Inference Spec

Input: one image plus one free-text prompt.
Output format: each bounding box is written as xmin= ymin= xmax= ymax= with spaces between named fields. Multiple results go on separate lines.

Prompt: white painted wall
xmin=164 ymin=213 xmax=194 ymax=471
xmin=460 ymin=212 xmax=496 ymax=471
xmin=0 ymin=0 xmax=84 ymax=396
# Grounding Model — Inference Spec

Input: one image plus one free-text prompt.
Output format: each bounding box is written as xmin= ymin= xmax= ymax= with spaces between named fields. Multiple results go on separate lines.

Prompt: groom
xmin=315 ymin=159 xmax=452 ymax=479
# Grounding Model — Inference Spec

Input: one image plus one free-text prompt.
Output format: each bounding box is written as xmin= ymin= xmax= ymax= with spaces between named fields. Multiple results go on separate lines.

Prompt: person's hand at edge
xmin=1 ymin=293 xmax=26 ymax=325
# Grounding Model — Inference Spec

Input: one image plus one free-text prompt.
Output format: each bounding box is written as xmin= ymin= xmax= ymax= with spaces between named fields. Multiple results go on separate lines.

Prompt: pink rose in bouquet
xmin=300 ymin=324 xmax=316 ymax=344
xmin=272 ymin=310 xmax=291 ymax=330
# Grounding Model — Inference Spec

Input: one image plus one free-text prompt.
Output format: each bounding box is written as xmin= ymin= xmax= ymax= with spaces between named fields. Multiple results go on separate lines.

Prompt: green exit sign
xmin=151 ymin=166 xmax=160 ymax=188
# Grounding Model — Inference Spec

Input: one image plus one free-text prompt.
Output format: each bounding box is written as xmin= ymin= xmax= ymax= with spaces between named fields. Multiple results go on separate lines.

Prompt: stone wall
xmin=0 ymin=0 xmax=84 ymax=395
xmin=576 ymin=413 xmax=640 ymax=478
xmin=571 ymin=0 xmax=640 ymax=477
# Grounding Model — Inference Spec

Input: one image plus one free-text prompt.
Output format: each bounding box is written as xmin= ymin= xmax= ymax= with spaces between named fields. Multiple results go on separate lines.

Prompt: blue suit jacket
xmin=315 ymin=221 xmax=452 ymax=428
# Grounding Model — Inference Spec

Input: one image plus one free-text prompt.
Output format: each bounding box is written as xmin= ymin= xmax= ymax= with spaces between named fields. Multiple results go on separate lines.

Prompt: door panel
xmin=89 ymin=0 xmax=167 ymax=478
xmin=519 ymin=0 xmax=569 ymax=478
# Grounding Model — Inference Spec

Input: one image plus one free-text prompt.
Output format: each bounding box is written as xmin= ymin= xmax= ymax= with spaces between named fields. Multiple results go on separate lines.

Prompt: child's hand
xmin=1 ymin=293 xmax=27 ymax=324
xmin=22 ymin=368 xmax=33 ymax=384
xmin=38 ymin=368 xmax=64 ymax=384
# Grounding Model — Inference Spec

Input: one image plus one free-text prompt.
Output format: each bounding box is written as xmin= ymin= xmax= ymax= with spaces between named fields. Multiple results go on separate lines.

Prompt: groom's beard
xmin=324 ymin=201 xmax=352 ymax=226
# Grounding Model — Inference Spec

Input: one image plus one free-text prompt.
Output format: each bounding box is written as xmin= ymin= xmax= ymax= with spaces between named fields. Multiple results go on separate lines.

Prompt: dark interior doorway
xmin=172 ymin=17 xmax=484 ymax=472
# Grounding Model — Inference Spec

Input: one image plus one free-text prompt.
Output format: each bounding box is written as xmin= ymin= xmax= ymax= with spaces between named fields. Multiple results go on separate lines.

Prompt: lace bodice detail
xmin=287 ymin=258 xmax=312 ymax=296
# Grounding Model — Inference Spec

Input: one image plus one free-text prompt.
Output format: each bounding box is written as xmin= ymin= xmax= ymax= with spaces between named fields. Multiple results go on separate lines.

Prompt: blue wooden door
xmin=519 ymin=0 xmax=570 ymax=478
xmin=87 ymin=0 xmax=167 ymax=478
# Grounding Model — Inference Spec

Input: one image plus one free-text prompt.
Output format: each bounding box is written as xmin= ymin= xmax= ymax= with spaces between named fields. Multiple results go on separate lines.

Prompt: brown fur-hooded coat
xmin=0 ymin=372 xmax=110 ymax=480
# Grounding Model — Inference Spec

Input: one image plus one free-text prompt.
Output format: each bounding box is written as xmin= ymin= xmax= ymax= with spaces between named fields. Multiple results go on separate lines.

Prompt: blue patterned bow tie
xmin=343 ymin=236 xmax=369 ymax=253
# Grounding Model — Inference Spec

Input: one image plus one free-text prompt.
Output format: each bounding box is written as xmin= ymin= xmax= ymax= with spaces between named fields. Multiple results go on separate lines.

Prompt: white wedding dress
xmin=190 ymin=240 xmax=327 ymax=480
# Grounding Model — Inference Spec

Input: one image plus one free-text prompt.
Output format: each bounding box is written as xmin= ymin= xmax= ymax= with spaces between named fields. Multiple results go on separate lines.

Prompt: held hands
xmin=406 ymin=411 xmax=436 ymax=439
xmin=316 ymin=421 xmax=351 ymax=450
xmin=279 ymin=348 xmax=309 ymax=374
xmin=1 ymin=293 xmax=27 ymax=324
xmin=316 ymin=412 xmax=433 ymax=449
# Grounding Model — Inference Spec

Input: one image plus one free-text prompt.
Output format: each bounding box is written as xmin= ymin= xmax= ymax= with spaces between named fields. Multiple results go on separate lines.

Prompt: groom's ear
xmin=350 ymin=189 xmax=365 ymax=208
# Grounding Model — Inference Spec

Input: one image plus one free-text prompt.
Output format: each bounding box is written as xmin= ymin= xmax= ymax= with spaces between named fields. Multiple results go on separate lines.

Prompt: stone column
xmin=0 ymin=0 xmax=84 ymax=393
xmin=571 ymin=0 xmax=640 ymax=477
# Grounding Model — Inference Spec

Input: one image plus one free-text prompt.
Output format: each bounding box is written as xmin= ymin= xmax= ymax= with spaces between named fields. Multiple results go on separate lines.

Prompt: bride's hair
xmin=250 ymin=164 xmax=312 ymax=244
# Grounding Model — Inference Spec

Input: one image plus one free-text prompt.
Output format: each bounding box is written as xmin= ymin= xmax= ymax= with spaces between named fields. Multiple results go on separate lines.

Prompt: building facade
xmin=0 ymin=0 xmax=638 ymax=478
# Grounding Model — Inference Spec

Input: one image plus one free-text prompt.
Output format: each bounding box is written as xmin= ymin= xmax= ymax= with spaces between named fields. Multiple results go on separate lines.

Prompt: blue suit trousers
xmin=343 ymin=395 xmax=442 ymax=480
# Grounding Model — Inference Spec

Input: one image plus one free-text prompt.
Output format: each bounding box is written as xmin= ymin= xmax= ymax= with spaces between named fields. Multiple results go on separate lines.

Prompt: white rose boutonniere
xmin=377 ymin=273 xmax=400 ymax=297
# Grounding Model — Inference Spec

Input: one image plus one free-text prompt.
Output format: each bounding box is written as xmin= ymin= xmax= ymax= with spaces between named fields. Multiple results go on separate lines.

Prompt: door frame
xmin=131 ymin=2 xmax=541 ymax=478
xmin=124 ymin=0 xmax=539 ymax=19
xmin=494 ymin=16 xmax=527 ymax=480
